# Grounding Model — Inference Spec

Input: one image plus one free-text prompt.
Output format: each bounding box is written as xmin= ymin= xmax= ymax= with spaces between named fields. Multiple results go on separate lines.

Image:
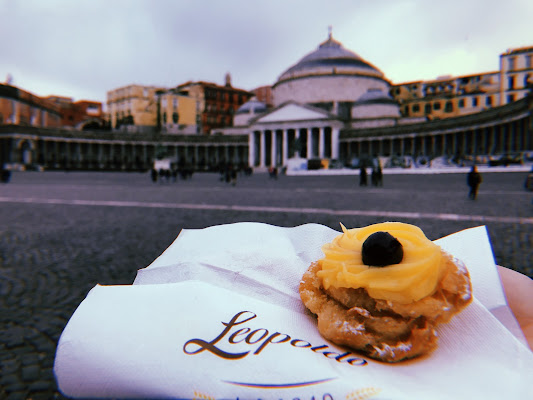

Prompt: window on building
xmin=525 ymin=74 xmax=531 ymax=87
xmin=486 ymin=96 xmax=492 ymax=106
xmin=412 ymin=104 xmax=420 ymax=113
xmin=472 ymin=97 xmax=478 ymax=107
xmin=508 ymin=76 xmax=515 ymax=89
xmin=508 ymin=57 xmax=516 ymax=70
xmin=163 ymin=112 xmax=167 ymax=123
xmin=526 ymin=55 xmax=532 ymax=69
xmin=424 ymin=104 xmax=431 ymax=114
xmin=433 ymin=102 xmax=441 ymax=110
xmin=444 ymin=101 xmax=453 ymax=112
xmin=507 ymin=94 xmax=515 ymax=103
xmin=458 ymin=99 xmax=465 ymax=108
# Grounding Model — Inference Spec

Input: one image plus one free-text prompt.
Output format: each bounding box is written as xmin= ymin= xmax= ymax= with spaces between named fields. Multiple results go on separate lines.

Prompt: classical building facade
xmin=1 ymin=36 xmax=531 ymax=173
xmin=216 ymin=35 xmax=532 ymax=170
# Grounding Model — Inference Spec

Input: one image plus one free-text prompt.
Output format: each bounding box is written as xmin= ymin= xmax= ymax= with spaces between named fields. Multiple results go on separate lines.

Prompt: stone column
xmin=306 ymin=128 xmax=312 ymax=159
xmin=96 ymin=142 xmax=102 ymax=168
xmin=271 ymin=129 xmax=277 ymax=166
xmin=331 ymin=127 xmax=340 ymax=160
xmin=318 ymin=127 xmax=325 ymax=158
xmin=248 ymin=132 xmax=255 ymax=167
xmin=260 ymin=130 xmax=266 ymax=167
xmin=282 ymin=129 xmax=288 ymax=166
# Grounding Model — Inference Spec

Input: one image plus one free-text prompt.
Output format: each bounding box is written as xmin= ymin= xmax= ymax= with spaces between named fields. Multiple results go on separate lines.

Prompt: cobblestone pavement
xmin=0 ymin=170 xmax=532 ymax=399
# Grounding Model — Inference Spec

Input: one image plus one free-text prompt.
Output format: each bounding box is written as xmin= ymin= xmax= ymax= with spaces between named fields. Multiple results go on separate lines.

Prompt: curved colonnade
xmin=0 ymin=94 xmax=531 ymax=172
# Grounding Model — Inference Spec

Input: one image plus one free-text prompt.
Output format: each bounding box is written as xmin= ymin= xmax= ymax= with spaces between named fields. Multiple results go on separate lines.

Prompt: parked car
xmin=489 ymin=154 xmax=523 ymax=167
xmin=328 ymin=159 xmax=345 ymax=169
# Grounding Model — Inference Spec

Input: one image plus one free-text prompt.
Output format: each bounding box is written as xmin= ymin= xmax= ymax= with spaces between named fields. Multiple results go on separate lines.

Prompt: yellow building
xmin=159 ymin=90 xmax=198 ymax=134
xmin=106 ymin=84 xmax=199 ymax=134
xmin=392 ymin=46 xmax=533 ymax=120
xmin=500 ymin=46 xmax=533 ymax=105
xmin=106 ymin=84 xmax=166 ymax=132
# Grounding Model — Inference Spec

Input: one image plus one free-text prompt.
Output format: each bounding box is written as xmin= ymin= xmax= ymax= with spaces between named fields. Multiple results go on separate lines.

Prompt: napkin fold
xmin=54 ymin=223 xmax=533 ymax=399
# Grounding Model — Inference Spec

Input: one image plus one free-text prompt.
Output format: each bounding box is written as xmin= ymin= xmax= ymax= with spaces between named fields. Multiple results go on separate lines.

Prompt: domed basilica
xmin=224 ymin=32 xmax=531 ymax=171
xmin=226 ymin=32 xmax=405 ymax=169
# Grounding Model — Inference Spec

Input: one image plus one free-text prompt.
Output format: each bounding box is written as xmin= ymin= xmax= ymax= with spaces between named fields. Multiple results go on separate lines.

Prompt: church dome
xmin=235 ymin=98 xmax=267 ymax=115
xmin=356 ymin=88 xmax=397 ymax=105
xmin=234 ymin=97 xmax=267 ymax=126
xmin=276 ymin=33 xmax=385 ymax=85
xmin=272 ymin=32 xmax=391 ymax=108
xmin=352 ymin=88 xmax=400 ymax=120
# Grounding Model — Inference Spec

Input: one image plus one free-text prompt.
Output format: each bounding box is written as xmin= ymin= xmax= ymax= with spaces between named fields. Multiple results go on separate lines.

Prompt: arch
xmin=18 ymin=140 xmax=34 ymax=164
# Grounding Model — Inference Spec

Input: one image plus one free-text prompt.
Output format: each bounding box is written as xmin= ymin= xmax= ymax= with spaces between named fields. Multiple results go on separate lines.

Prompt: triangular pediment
xmin=254 ymin=102 xmax=332 ymax=123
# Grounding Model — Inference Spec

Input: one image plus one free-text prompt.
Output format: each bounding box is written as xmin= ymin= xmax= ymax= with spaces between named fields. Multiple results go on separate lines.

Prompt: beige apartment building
xmin=392 ymin=46 xmax=533 ymax=120
xmin=106 ymin=78 xmax=250 ymax=135
xmin=107 ymin=84 xmax=167 ymax=132
xmin=106 ymin=84 xmax=198 ymax=134
xmin=500 ymin=46 xmax=533 ymax=104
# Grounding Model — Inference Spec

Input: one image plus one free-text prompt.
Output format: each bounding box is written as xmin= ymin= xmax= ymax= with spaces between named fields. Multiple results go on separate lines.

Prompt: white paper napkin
xmin=54 ymin=223 xmax=533 ymax=399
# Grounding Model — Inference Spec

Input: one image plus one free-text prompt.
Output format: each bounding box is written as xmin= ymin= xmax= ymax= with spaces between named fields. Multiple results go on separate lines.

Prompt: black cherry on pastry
xmin=362 ymin=231 xmax=403 ymax=266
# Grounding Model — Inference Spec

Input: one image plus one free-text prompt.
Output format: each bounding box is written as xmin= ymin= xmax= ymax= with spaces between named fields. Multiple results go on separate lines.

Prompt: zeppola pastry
xmin=299 ymin=222 xmax=472 ymax=363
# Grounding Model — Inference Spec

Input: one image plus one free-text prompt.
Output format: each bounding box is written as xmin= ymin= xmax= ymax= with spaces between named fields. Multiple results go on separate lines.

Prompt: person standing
xmin=467 ymin=165 xmax=482 ymax=200
xmin=371 ymin=163 xmax=383 ymax=187
xmin=359 ymin=165 xmax=368 ymax=186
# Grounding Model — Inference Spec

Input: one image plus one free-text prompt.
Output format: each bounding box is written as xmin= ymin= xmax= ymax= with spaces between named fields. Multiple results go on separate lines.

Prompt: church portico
xmin=249 ymin=124 xmax=340 ymax=169
xmin=245 ymin=101 xmax=343 ymax=170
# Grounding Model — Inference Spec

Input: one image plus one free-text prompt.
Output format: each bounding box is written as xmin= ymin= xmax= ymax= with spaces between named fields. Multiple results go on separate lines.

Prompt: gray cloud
xmin=1 ymin=0 xmax=531 ymax=104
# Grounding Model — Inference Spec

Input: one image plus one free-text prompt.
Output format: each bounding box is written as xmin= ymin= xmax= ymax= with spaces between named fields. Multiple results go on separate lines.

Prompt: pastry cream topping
xmin=317 ymin=222 xmax=443 ymax=304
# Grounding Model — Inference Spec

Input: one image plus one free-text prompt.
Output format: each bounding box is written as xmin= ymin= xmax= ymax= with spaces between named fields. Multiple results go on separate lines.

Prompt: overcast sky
xmin=1 ymin=0 xmax=532 ymax=106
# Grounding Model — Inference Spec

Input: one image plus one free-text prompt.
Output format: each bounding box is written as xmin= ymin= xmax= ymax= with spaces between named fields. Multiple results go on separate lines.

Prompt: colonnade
xmin=249 ymin=125 xmax=339 ymax=168
xmin=3 ymin=136 xmax=249 ymax=171
xmin=341 ymin=115 xmax=531 ymax=162
xmin=1 ymin=100 xmax=531 ymax=172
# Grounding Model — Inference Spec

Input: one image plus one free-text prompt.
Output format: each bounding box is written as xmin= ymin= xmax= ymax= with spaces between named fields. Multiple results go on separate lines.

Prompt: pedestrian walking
xmin=359 ymin=165 xmax=367 ymax=186
xmin=371 ymin=164 xmax=383 ymax=187
xmin=150 ymin=168 xmax=158 ymax=183
xmin=467 ymin=165 xmax=482 ymax=199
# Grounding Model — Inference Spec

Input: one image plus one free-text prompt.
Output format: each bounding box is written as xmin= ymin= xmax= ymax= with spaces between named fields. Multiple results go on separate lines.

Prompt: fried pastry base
xmin=299 ymin=252 xmax=472 ymax=363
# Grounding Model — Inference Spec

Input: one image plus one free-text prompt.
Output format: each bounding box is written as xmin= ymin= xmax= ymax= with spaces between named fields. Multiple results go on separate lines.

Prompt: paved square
xmin=0 ymin=170 xmax=531 ymax=398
